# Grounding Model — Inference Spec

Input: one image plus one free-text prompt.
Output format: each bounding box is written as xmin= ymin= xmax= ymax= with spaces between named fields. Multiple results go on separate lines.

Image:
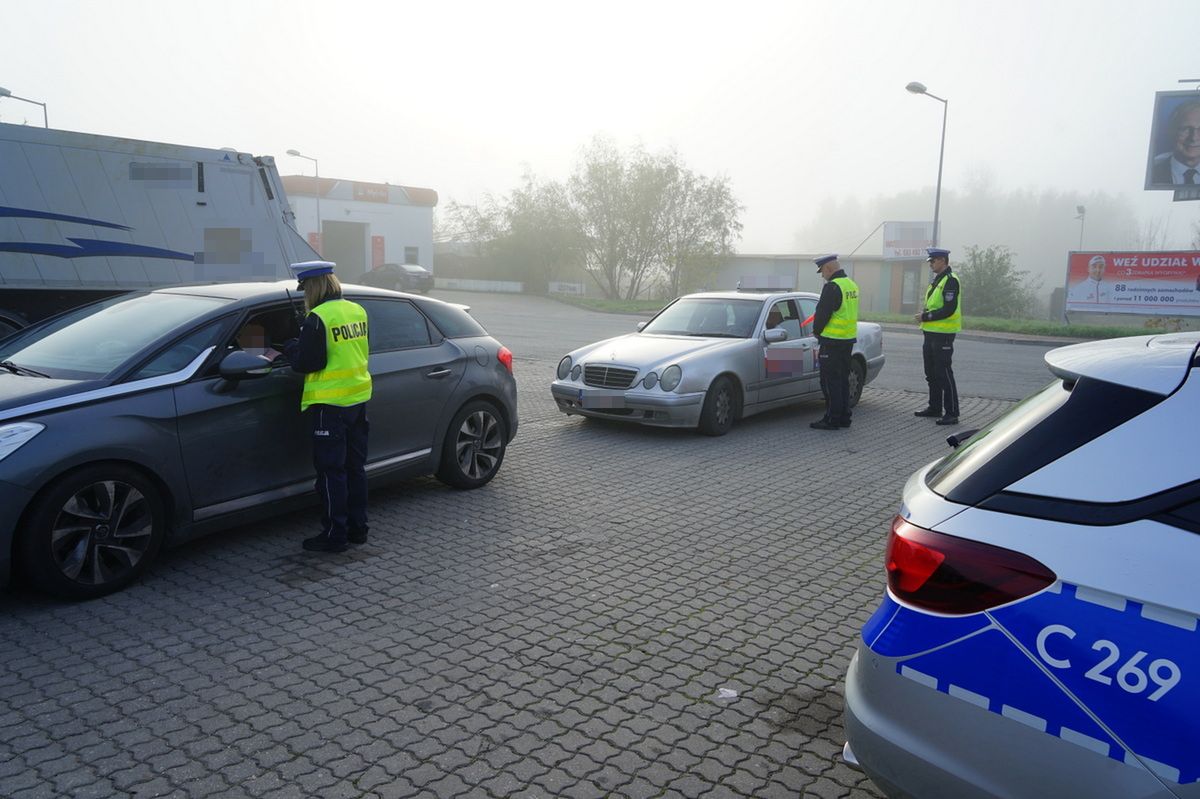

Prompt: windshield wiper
xmin=0 ymin=360 xmax=50 ymax=378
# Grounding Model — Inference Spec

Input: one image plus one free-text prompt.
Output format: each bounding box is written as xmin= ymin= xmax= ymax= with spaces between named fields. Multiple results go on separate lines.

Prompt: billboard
xmin=1145 ymin=91 xmax=1200 ymax=191
xmin=883 ymin=221 xmax=934 ymax=260
xmin=1064 ymin=251 xmax=1200 ymax=316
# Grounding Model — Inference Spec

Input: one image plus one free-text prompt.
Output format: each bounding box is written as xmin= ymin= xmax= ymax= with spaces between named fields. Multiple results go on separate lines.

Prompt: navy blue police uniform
xmin=283 ymin=261 xmax=372 ymax=553
xmin=810 ymin=254 xmax=858 ymax=431
xmin=914 ymin=248 xmax=961 ymax=425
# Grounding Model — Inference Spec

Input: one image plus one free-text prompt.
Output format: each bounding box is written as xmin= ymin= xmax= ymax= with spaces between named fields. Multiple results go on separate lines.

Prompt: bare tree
xmin=569 ymin=139 xmax=741 ymax=299
xmin=440 ymin=197 xmax=503 ymax=259
xmin=1131 ymin=215 xmax=1171 ymax=251
xmin=658 ymin=158 xmax=742 ymax=297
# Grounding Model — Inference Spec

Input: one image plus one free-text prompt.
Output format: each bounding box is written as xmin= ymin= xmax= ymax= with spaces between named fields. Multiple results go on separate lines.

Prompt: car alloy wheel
xmin=437 ymin=400 xmax=508 ymax=489
xmin=698 ymin=375 xmax=737 ymax=436
xmin=849 ymin=359 xmax=866 ymax=407
xmin=21 ymin=465 xmax=166 ymax=599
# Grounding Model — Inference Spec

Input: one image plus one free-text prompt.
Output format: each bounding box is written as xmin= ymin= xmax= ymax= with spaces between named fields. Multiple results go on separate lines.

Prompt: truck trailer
xmin=0 ymin=121 xmax=318 ymax=334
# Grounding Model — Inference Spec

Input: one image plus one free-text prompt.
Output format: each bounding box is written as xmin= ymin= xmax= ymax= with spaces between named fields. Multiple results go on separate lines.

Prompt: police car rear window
xmin=926 ymin=376 xmax=1162 ymax=505
xmin=418 ymin=301 xmax=487 ymax=339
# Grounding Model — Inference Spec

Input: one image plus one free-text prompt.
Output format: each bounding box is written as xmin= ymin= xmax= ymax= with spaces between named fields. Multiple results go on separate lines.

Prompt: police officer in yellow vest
xmin=913 ymin=247 xmax=961 ymax=426
xmin=283 ymin=261 xmax=373 ymax=553
xmin=810 ymin=254 xmax=859 ymax=431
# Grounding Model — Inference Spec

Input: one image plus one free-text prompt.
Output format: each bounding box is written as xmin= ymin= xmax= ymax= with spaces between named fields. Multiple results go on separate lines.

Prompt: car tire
xmin=18 ymin=464 xmax=167 ymax=600
xmin=436 ymin=400 xmax=508 ymax=489
xmin=697 ymin=375 xmax=738 ymax=436
xmin=849 ymin=358 xmax=866 ymax=408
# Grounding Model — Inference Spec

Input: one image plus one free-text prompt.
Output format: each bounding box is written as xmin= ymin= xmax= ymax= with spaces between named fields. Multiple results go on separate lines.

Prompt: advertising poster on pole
xmin=1145 ymin=91 xmax=1200 ymax=192
xmin=1064 ymin=251 xmax=1200 ymax=316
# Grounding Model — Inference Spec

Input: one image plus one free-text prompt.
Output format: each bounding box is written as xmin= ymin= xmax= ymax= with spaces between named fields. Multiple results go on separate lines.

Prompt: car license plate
xmin=579 ymin=389 xmax=624 ymax=409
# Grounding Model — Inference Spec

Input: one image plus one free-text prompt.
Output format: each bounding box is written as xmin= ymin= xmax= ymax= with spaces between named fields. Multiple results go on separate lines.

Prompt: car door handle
xmin=426 ymin=368 xmax=453 ymax=378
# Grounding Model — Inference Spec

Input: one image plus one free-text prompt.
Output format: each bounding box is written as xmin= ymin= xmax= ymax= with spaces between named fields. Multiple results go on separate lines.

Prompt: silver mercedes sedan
xmin=550 ymin=291 xmax=885 ymax=435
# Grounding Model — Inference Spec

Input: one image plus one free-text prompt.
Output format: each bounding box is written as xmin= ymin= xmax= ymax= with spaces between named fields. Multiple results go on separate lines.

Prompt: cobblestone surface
xmin=0 ymin=343 xmax=1016 ymax=797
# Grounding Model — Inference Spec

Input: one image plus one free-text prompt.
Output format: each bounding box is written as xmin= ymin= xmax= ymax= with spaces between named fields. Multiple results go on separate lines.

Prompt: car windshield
xmin=641 ymin=298 xmax=763 ymax=338
xmin=0 ymin=293 xmax=232 ymax=380
xmin=402 ymin=265 xmax=429 ymax=274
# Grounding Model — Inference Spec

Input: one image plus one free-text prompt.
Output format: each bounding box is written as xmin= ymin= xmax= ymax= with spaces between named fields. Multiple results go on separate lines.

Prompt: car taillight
xmin=885 ymin=515 xmax=1056 ymax=615
xmin=497 ymin=346 xmax=513 ymax=373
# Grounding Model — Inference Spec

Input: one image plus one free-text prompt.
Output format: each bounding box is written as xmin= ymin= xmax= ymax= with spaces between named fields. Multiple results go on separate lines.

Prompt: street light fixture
xmin=286 ymin=148 xmax=321 ymax=250
xmin=0 ymin=86 xmax=48 ymax=128
xmin=906 ymin=81 xmax=948 ymax=247
xmin=1075 ymin=205 xmax=1086 ymax=250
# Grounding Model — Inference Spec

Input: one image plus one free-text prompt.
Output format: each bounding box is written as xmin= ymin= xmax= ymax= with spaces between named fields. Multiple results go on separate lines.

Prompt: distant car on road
xmin=0 ymin=282 xmax=516 ymax=599
xmin=843 ymin=332 xmax=1200 ymax=798
xmin=360 ymin=263 xmax=434 ymax=294
xmin=551 ymin=291 xmax=884 ymax=435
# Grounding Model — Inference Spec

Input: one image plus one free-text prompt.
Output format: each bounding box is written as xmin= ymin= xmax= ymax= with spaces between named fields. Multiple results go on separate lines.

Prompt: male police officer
xmin=810 ymin=254 xmax=859 ymax=431
xmin=284 ymin=261 xmax=372 ymax=553
xmin=913 ymin=247 xmax=961 ymax=426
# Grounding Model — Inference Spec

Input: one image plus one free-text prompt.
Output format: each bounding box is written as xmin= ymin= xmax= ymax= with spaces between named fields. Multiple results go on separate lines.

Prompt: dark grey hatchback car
xmin=0 ymin=282 xmax=517 ymax=599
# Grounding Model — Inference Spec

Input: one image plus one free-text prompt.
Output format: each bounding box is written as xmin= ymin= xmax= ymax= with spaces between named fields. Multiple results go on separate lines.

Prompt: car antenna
xmin=284 ymin=285 xmax=305 ymax=330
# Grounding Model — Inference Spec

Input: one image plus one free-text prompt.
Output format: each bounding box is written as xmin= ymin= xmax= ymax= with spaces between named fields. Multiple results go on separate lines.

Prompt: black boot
xmin=303 ymin=534 xmax=348 ymax=553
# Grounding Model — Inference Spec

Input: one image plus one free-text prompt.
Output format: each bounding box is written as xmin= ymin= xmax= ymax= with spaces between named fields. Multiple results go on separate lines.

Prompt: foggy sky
xmin=4 ymin=0 xmax=1199 ymax=263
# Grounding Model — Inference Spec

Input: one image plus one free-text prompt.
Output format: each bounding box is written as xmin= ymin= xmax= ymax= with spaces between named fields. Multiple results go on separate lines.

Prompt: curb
xmin=876 ymin=323 xmax=1088 ymax=348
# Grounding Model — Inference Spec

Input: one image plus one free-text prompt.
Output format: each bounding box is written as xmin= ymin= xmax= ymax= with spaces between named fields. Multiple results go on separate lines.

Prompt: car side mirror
xmin=763 ymin=328 xmax=788 ymax=343
xmin=636 ymin=321 xmax=647 ymax=331
xmin=219 ymin=350 xmax=274 ymax=381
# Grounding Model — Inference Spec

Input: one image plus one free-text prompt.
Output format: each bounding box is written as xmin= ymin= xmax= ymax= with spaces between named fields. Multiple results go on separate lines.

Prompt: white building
xmin=281 ymin=175 xmax=437 ymax=280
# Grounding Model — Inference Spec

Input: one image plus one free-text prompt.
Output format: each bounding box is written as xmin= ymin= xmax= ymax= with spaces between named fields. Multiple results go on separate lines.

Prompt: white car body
xmin=844 ymin=332 xmax=1200 ymax=798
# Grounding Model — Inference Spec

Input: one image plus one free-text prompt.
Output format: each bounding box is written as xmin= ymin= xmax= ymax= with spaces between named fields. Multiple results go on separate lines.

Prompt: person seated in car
xmin=235 ymin=322 xmax=281 ymax=361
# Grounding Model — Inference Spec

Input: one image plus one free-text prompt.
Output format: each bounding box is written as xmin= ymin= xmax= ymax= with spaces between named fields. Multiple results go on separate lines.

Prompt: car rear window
xmin=418 ymin=301 xmax=487 ymax=339
xmin=926 ymin=376 xmax=1162 ymax=505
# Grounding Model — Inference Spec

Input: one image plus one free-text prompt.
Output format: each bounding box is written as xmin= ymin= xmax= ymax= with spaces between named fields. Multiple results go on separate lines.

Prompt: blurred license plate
xmin=579 ymin=389 xmax=624 ymax=409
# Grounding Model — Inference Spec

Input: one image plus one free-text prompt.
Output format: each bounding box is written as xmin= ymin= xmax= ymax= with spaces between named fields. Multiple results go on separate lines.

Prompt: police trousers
xmin=921 ymin=332 xmax=959 ymax=417
xmin=309 ymin=403 xmax=369 ymax=544
xmin=818 ymin=337 xmax=854 ymax=424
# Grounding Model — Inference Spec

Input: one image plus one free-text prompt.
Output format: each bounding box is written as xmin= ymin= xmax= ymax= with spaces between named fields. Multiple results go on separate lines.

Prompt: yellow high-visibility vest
xmin=300 ymin=299 xmax=372 ymax=411
xmin=822 ymin=276 xmax=860 ymax=339
xmin=921 ymin=273 xmax=962 ymax=333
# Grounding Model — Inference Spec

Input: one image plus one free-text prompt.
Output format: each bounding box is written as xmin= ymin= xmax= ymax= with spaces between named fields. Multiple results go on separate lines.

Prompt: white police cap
xmin=289 ymin=261 xmax=335 ymax=281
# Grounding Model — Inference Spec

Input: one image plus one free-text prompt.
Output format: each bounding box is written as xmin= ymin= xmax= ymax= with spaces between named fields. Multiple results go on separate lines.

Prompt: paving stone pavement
xmin=0 ymin=361 xmax=1015 ymax=798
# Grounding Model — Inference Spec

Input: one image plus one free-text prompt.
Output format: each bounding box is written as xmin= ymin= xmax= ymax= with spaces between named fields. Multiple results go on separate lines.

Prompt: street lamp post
xmin=286 ymin=149 xmax=321 ymax=250
xmin=1075 ymin=205 xmax=1086 ymax=250
xmin=906 ymin=81 xmax=948 ymax=247
xmin=0 ymin=86 xmax=48 ymax=128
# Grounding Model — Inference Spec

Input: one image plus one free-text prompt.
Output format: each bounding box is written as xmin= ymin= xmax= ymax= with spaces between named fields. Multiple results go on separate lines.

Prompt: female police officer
xmin=284 ymin=261 xmax=372 ymax=553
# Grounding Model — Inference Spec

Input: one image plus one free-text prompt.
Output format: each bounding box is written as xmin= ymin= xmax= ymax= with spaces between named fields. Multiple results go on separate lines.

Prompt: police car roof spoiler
xmin=1044 ymin=332 xmax=1200 ymax=397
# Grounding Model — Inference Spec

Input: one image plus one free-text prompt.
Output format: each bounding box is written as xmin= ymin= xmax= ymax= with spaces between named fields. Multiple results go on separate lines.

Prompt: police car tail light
xmin=497 ymin=346 xmax=513 ymax=373
xmin=886 ymin=516 xmax=1056 ymax=615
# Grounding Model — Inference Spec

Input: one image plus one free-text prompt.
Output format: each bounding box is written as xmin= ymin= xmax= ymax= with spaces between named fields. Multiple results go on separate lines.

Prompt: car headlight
xmin=557 ymin=356 xmax=572 ymax=380
xmin=0 ymin=422 xmax=44 ymax=462
xmin=660 ymin=365 xmax=682 ymax=392
xmin=642 ymin=371 xmax=658 ymax=389
xmin=570 ymin=364 xmax=581 ymax=381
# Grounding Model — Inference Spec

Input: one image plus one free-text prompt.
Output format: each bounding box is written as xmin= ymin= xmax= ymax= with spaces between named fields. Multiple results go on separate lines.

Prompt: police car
xmin=843 ymin=332 xmax=1200 ymax=798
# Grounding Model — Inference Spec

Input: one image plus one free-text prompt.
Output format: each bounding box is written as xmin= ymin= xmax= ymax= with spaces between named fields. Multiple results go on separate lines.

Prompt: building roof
xmin=281 ymin=175 xmax=438 ymax=207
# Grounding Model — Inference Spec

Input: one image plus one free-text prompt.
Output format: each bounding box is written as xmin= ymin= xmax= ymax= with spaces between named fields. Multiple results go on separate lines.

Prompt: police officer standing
xmin=810 ymin=254 xmax=859 ymax=431
xmin=284 ymin=261 xmax=373 ymax=553
xmin=913 ymin=247 xmax=962 ymax=426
